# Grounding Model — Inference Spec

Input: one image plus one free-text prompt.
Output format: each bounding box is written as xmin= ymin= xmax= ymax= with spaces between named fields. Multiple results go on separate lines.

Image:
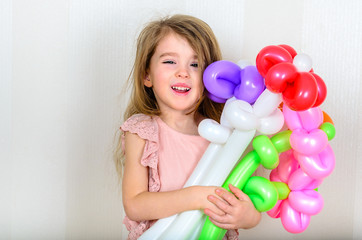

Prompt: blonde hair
xmin=114 ymin=14 xmax=223 ymax=177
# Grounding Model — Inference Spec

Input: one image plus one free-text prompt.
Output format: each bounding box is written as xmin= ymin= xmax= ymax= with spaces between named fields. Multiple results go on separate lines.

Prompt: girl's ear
xmin=144 ymin=75 xmax=152 ymax=87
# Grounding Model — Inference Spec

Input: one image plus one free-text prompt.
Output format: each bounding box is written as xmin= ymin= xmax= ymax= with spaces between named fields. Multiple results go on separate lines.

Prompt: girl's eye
xmin=163 ymin=60 xmax=175 ymax=64
xmin=191 ymin=63 xmax=198 ymax=68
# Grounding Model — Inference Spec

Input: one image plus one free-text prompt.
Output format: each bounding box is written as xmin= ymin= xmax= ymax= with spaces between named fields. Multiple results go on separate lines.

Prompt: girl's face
xmin=145 ymin=32 xmax=202 ymax=116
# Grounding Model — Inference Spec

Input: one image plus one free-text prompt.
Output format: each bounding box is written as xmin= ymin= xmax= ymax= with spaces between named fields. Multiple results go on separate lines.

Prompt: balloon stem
xmin=271 ymin=181 xmax=290 ymax=200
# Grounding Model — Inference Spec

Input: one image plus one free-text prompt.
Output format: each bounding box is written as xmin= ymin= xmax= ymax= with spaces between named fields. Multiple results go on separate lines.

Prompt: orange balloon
xmin=278 ymin=102 xmax=284 ymax=111
xmin=323 ymin=111 xmax=334 ymax=125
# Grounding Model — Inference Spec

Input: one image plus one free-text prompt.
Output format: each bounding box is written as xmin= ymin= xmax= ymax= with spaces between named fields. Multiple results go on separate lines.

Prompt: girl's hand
xmin=204 ymin=184 xmax=261 ymax=230
xmin=193 ymin=186 xmax=227 ymax=216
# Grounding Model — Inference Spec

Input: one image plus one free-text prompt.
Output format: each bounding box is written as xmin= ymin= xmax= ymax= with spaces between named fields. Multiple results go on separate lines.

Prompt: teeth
xmin=172 ymin=86 xmax=190 ymax=91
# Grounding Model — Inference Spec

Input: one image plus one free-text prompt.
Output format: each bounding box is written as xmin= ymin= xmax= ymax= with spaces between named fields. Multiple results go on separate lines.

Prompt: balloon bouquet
xmin=139 ymin=45 xmax=336 ymax=240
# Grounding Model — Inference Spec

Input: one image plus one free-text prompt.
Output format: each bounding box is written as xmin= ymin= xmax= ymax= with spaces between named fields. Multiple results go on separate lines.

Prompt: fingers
xmin=204 ymin=208 xmax=230 ymax=225
xmin=207 ymin=194 xmax=232 ymax=214
xmin=215 ymin=186 xmax=244 ymax=207
xmin=204 ymin=209 xmax=238 ymax=230
xmin=228 ymin=184 xmax=251 ymax=202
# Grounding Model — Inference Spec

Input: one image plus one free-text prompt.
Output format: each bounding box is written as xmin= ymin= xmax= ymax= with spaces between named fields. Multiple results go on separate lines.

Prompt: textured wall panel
xmin=302 ymin=1 xmax=361 ymax=239
xmin=11 ymin=0 xmax=69 ymax=238
xmin=0 ymin=0 xmax=12 ymax=239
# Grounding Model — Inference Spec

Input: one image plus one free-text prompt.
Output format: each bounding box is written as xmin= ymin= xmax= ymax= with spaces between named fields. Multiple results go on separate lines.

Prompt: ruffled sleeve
xmin=121 ymin=114 xmax=160 ymax=240
xmin=225 ymin=229 xmax=239 ymax=240
xmin=121 ymin=114 xmax=160 ymax=193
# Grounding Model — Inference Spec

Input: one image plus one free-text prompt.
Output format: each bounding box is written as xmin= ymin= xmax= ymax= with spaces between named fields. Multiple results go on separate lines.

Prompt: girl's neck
xmin=159 ymin=111 xmax=204 ymax=135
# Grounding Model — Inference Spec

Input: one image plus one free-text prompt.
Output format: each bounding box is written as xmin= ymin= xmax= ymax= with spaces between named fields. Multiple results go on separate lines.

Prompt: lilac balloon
xmin=234 ymin=65 xmax=265 ymax=104
xmin=203 ymin=60 xmax=241 ymax=103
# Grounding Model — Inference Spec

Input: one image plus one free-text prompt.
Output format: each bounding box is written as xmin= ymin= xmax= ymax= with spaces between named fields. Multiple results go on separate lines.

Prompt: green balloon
xmin=271 ymin=181 xmax=290 ymax=200
xmin=199 ymin=151 xmax=262 ymax=240
xmin=198 ymin=220 xmax=226 ymax=240
xmin=271 ymin=130 xmax=292 ymax=153
xmin=222 ymin=151 xmax=260 ymax=190
xmin=252 ymin=135 xmax=279 ymax=169
xmin=320 ymin=122 xmax=336 ymax=141
xmin=243 ymin=176 xmax=278 ymax=212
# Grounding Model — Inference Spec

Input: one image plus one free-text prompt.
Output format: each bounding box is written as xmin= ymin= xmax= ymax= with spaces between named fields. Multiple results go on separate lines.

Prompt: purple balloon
xmin=207 ymin=93 xmax=226 ymax=103
xmin=203 ymin=60 xmax=265 ymax=104
xmin=203 ymin=60 xmax=241 ymax=103
xmin=234 ymin=65 xmax=265 ymax=104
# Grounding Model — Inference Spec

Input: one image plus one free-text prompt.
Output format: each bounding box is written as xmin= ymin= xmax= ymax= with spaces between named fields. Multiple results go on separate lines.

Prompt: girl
xmin=115 ymin=14 xmax=261 ymax=240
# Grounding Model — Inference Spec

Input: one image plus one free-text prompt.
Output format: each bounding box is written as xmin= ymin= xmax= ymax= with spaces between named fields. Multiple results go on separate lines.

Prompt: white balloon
xmin=224 ymin=100 xmax=258 ymax=131
xmin=236 ymin=59 xmax=253 ymax=69
xmin=293 ymin=53 xmax=313 ymax=72
xmin=160 ymin=211 xmax=205 ymax=240
xmin=257 ymin=108 xmax=285 ymax=135
xmin=201 ymin=129 xmax=256 ymax=186
xmin=184 ymin=143 xmax=222 ymax=187
xmin=139 ymin=215 xmax=176 ymax=240
xmin=253 ymin=89 xmax=282 ymax=118
xmin=220 ymin=97 xmax=237 ymax=128
xmin=198 ymin=119 xmax=231 ymax=144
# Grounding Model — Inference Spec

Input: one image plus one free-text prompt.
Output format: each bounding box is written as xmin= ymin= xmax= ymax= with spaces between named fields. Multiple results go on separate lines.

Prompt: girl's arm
xmin=122 ymin=131 xmax=223 ymax=222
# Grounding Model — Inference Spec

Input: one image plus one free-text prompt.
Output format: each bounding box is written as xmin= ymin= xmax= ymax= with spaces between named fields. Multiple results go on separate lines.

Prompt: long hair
xmin=114 ymin=14 xmax=224 ymax=177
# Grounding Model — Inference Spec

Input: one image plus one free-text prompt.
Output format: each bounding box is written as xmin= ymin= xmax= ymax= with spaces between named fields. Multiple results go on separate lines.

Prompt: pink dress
xmin=121 ymin=114 xmax=238 ymax=240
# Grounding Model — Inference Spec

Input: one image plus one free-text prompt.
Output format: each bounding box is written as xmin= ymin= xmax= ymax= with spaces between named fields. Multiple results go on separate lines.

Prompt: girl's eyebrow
xmin=159 ymin=52 xmax=178 ymax=58
xmin=159 ymin=52 xmax=198 ymax=60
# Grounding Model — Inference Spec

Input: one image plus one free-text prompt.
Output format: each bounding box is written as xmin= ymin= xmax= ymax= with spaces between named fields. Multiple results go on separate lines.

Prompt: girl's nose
xmin=176 ymin=68 xmax=190 ymax=79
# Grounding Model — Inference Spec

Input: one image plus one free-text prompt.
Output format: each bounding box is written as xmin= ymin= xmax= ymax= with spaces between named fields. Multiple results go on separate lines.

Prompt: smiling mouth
xmin=171 ymin=86 xmax=191 ymax=93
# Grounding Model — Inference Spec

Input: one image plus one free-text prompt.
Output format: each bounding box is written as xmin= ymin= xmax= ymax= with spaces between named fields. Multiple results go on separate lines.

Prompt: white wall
xmin=1 ymin=0 xmax=361 ymax=239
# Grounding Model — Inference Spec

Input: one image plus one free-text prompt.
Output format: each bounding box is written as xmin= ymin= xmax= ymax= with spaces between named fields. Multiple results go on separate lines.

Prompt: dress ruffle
xmin=121 ymin=114 xmax=160 ymax=193
xmin=121 ymin=114 xmax=159 ymax=239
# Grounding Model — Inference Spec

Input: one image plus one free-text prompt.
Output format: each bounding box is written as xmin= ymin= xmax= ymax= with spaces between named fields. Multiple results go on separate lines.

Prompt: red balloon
xmin=265 ymin=62 xmax=298 ymax=93
xmin=311 ymin=73 xmax=327 ymax=107
xmin=279 ymin=45 xmax=297 ymax=58
xmin=282 ymin=72 xmax=318 ymax=111
xmin=256 ymin=45 xmax=293 ymax=77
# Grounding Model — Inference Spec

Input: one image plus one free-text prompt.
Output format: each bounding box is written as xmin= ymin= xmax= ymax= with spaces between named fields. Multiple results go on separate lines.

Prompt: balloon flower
xmin=256 ymin=45 xmax=327 ymax=111
xmin=265 ymin=104 xmax=336 ymax=234
xmin=199 ymin=45 xmax=335 ymax=239
xmin=267 ymin=150 xmax=323 ymax=233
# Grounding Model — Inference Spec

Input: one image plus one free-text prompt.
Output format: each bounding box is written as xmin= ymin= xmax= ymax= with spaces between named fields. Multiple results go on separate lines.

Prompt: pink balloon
xmin=282 ymin=105 xmax=323 ymax=132
xmin=280 ymin=200 xmax=311 ymax=234
xmin=282 ymin=104 xmax=303 ymax=131
xmin=290 ymin=128 xmax=329 ymax=155
xmin=289 ymin=190 xmax=324 ymax=216
xmin=271 ymin=150 xmax=299 ymax=183
xmin=267 ymin=200 xmax=283 ymax=218
xmin=296 ymin=144 xmax=335 ymax=179
xmin=297 ymin=107 xmax=323 ymax=132
xmin=288 ymin=168 xmax=322 ymax=191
